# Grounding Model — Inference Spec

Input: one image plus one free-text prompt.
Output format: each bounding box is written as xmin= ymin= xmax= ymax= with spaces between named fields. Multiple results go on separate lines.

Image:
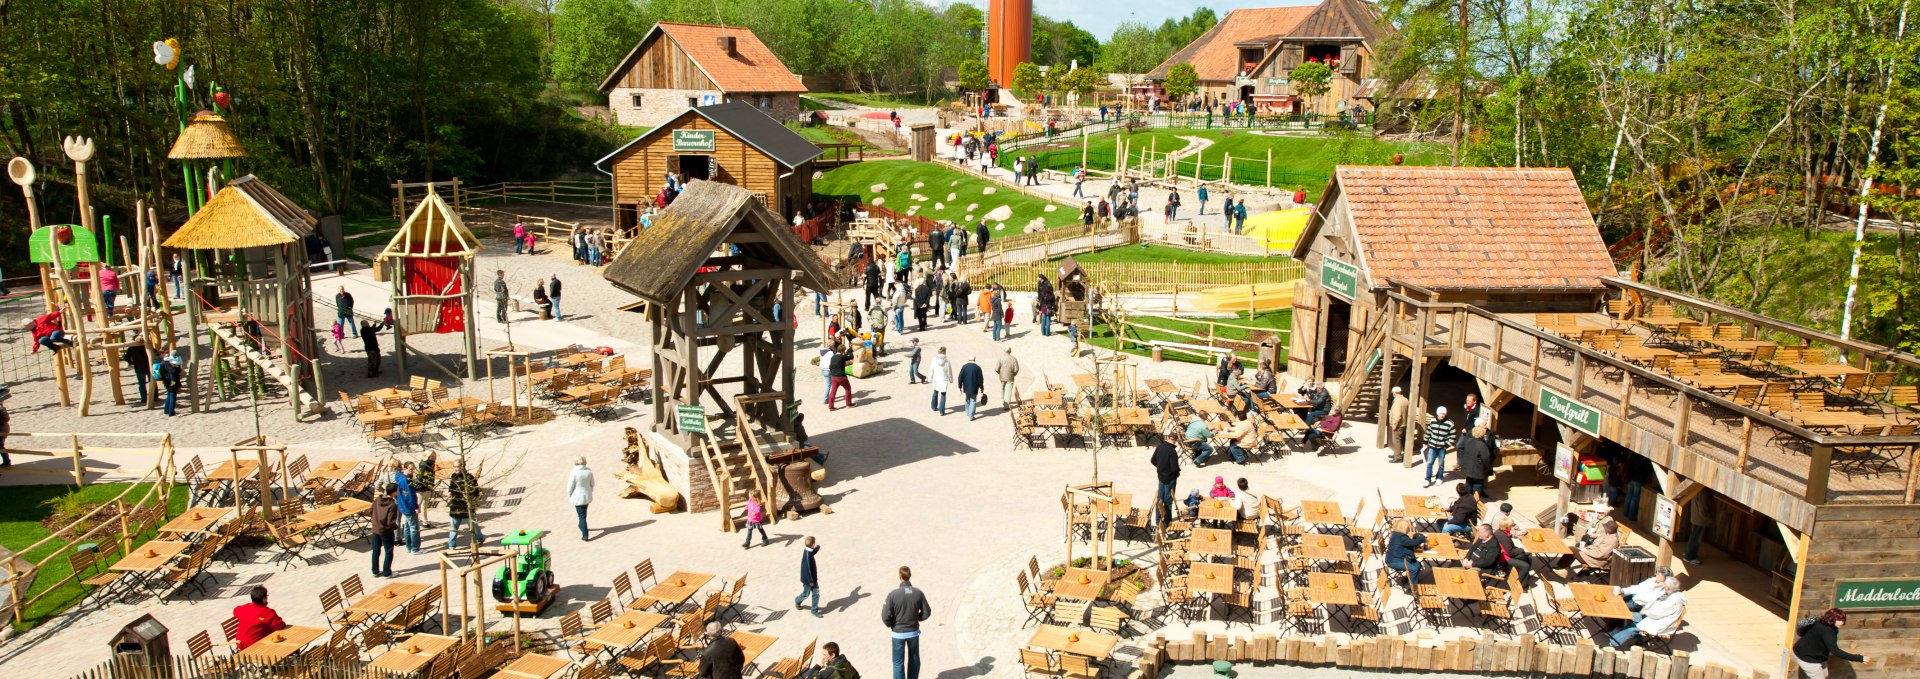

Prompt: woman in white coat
xmin=567 ymin=457 xmax=594 ymax=541
xmin=929 ymin=346 xmax=953 ymax=415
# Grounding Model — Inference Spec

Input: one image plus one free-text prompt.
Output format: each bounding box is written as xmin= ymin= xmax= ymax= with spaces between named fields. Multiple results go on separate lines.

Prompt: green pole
xmin=101 ymin=215 xmax=112 ymax=265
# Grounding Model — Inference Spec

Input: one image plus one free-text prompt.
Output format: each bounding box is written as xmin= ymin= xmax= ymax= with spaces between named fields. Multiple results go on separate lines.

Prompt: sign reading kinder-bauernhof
xmin=1834 ymin=579 xmax=1920 ymax=611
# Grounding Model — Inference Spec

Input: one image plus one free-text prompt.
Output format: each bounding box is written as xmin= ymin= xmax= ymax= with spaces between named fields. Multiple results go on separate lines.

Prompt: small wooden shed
xmin=1055 ymin=255 xmax=1091 ymax=324
xmin=377 ymin=188 xmax=482 ymax=379
xmin=596 ymin=102 xmax=822 ymax=235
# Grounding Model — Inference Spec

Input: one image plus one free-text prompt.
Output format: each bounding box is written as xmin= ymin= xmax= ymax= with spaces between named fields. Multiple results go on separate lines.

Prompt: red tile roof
xmin=1149 ymin=6 xmax=1316 ymax=82
xmin=1319 ymin=166 xmax=1615 ymax=290
xmin=600 ymin=22 xmax=805 ymax=94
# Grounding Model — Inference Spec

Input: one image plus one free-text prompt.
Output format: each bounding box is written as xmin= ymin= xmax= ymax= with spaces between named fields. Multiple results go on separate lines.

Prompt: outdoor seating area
xmin=1008 ymin=372 xmax=1311 ymax=458
xmin=522 ymin=345 xmax=651 ymax=421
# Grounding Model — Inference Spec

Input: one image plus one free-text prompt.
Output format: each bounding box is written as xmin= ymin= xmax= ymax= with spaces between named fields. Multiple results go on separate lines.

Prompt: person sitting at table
xmin=1463 ymin=524 xmax=1506 ymax=579
xmin=1231 ymin=478 xmax=1258 ymax=519
xmin=232 ymin=586 xmax=289 ymax=651
xmin=1222 ymin=411 xmax=1258 ymax=464
xmin=1184 ymin=414 xmax=1217 ymax=465
xmin=809 ymin=641 xmax=859 ymax=679
xmin=1302 ymin=382 xmax=1332 ymax=425
xmin=1302 ymin=410 xmax=1343 ymax=453
xmin=1617 ymin=566 xmax=1675 ymax=612
xmin=1556 ymin=519 xmax=1620 ymax=577
xmin=1485 ymin=502 xmax=1513 ymax=534
xmin=1251 ymin=361 xmax=1277 ymax=399
xmin=1441 ymin=483 xmax=1480 ymax=536
xmin=1608 ymin=578 xmax=1687 ymax=650
xmin=1225 ymin=365 xmax=1252 ymax=417
xmin=1384 ymin=520 xmax=1428 ymax=594
xmin=1490 ymin=519 xmax=1536 ymax=589
xmin=696 ymin=621 xmax=745 ymax=679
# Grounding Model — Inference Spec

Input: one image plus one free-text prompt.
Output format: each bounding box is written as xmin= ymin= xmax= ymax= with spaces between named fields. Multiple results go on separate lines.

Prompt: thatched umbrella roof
xmin=167 ymin=111 xmax=247 ymax=160
xmin=163 ymin=175 xmax=316 ymax=250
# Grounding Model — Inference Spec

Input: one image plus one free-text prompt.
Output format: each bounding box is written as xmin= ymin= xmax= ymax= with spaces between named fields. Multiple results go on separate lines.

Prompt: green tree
xmin=1100 ymin=22 xmax=1161 ymax=76
xmin=958 ymin=60 xmax=993 ymax=93
xmin=1063 ymin=67 xmax=1104 ymax=99
xmin=1289 ymin=61 xmax=1334 ymax=117
xmin=549 ymin=0 xmax=648 ymax=93
xmin=1164 ymin=63 xmax=1199 ymax=101
xmin=1011 ymin=62 xmax=1046 ymax=98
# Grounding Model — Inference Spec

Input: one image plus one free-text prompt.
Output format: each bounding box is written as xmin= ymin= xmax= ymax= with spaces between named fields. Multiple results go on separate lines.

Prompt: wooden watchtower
xmin=377 ymin=188 xmax=482 ymax=380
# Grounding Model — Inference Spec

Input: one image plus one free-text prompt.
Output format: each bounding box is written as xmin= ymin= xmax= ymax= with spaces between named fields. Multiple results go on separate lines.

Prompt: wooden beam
xmin=1806 ymin=444 xmax=1833 ymax=505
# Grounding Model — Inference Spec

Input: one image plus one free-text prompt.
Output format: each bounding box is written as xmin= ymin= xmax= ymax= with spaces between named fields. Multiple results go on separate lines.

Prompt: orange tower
xmin=987 ymin=0 xmax=1032 ymax=89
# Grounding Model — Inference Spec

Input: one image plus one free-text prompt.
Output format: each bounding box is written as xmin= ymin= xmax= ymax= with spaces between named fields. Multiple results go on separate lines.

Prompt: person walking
xmin=0 ymin=388 xmax=11 ymax=467
xmin=1151 ymin=434 xmax=1181 ymax=526
xmin=98 ymin=265 xmax=120 ymax=313
xmin=1072 ymin=165 xmax=1085 ymax=198
xmin=1234 ymin=200 xmax=1248 ymax=232
xmin=393 ymin=462 xmax=421 ymax=554
xmin=1681 ymin=499 xmax=1712 ymax=565
xmin=1793 ymin=609 xmax=1870 ymax=678
xmin=975 ymin=221 xmax=990 ymax=253
xmin=881 ymin=566 xmax=932 ymax=679
xmin=912 ymin=276 xmax=931 ymax=332
xmin=906 ymin=338 xmax=925 ymax=384
xmin=568 ymin=456 xmax=594 ymax=541
xmin=989 ymin=284 xmax=1006 ymax=341
xmin=740 ymin=490 xmax=770 ymax=548
xmin=1386 ymin=386 xmax=1409 ymax=463
xmin=512 ymin=222 xmax=526 ymax=255
xmin=996 ymin=346 xmax=1019 ymax=406
xmin=493 ymin=270 xmax=509 ymax=323
xmin=928 ymin=347 xmax=952 ymax=415
xmin=1423 ymin=406 xmax=1456 ymax=488
xmin=168 ymin=253 xmax=184 ymax=299
xmin=335 ymin=286 xmax=357 ymax=337
xmin=367 ymin=483 xmax=399 ymax=578
xmin=159 ymin=356 xmax=183 ymax=416
xmin=360 ymin=319 xmax=383 ymax=377
xmin=957 ymin=355 xmax=985 ymax=420
xmin=1458 ymin=426 xmax=1494 ymax=501
xmin=122 ymin=342 xmax=151 ymax=405
xmin=827 ymin=343 xmax=855 ymax=410
xmin=1197 ymin=185 xmax=1209 ymax=215
xmin=445 ymin=461 xmax=482 ymax=550
xmin=1164 ymin=189 xmax=1181 ymax=222
xmin=794 ymin=536 xmax=822 ymax=616
xmin=548 ymin=275 xmax=564 ymax=320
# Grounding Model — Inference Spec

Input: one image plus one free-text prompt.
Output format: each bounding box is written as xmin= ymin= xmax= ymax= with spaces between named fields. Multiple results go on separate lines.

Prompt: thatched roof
xmin=163 ymin=175 xmax=316 ymax=250
xmin=379 ymin=189 xmax=479 ymax=259
xmin=602 ymin=180 xmax=831 ymax=305
xmin=167 ymin=112 xmax=247 ymax=160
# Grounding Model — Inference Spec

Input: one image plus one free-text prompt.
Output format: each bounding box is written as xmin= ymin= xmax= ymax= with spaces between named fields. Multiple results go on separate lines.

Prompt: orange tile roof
xmin=1149 ymin=6 xmax=1316 ymax=82
xmin=601 ymin=22 xmax=805 ymax=94
xmin=1323 ymin=166 xmax=1616 ymax=290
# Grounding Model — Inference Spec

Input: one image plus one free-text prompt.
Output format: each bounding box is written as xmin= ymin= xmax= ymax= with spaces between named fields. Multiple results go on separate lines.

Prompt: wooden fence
xmin=67 ymin=654 xmax=409 ymax=679
xmin=391 ymin=179 xmax=612 ymax=219
xmin=1139 ymin=222 xmax=1294 ymax=257
xmin=1101 ymin=312 xmax=1288 ymax=364
xmin=4 ymin=433 xmax=175 ymax=629
xmin=966 ymin=259 xmax=1304 ymax=292
xmin=1137 ymin=631 xmax=1761 ymax=679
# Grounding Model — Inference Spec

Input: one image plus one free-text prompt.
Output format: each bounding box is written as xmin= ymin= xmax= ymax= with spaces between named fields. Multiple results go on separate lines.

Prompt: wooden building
xmin=596 ymin=102 xmax=822 ymax=235
xmin=598 ymin=22 xmax=806 ymax=128
xmin=376 ymin=188 xmax=481 ymax=379
xmin=1290 ymin=164 xmax=1920 ymax=677
xmin=1144 ymin=0 xmax=1391 ymax=115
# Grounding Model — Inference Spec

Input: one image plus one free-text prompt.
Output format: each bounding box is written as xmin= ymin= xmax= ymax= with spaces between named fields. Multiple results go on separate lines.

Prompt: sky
xmin=1015 ymin=0 xmax=1318 ymax=39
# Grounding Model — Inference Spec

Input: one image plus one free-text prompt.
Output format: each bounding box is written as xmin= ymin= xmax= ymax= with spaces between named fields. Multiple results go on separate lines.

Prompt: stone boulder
xmin=870 ymin=183 xmax=888 ymax=193
xmin=983 ymin=205 xmax=1013 ymax=222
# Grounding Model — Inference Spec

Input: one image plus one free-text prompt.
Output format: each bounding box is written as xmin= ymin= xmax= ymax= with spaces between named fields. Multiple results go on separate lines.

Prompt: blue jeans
xmin=339 ymin=312 xmax=357 ymax=337
xmin=795 ymin=584 xmax=820 ymax=613
xmin=447 ymin=517 xmax=480 ymax=549
xmin=370 ymin=533 xmax=395 ymax=576
xmin=908 ymin=359 xmax=921 ymax=383
xmin=1625 ymin=482 xmax=1643 ymax=521
xmin=171 ymin=276 xmax=183 ymax=299
xmin=39 ymin=330 xmax=71 ymax=351
xmin=1609 ymin=623 xmax=1642 ymax=649
xmin=891 ymin=635 xmax=921 ymax=679
xmin=965 ymin=395 xmax=979 ymax=419
xmin=1425 ymin=447 xmax=1448 ymax=483
xmin=1190 ymin=441 xmax=1216 ymax=463
xmin=1227 ymin=443 xmax=1252 ymax=463
xmin=894 ymin=307 xmax=905 ymax=333
xmin=1390 ymin=557 xmax=1422 ymax=592
xmin=1040 ymin=313 xmax=1053 ymax=336
xmin=1466 ymin=478 xmax=1488 ymax=501
xmin=551 ymin=297 xmax=562 ymax=320
xmin=514 ymin=238 xmax=524 ymax=254
xmin=163 ymin=386 xmax=179 ymax=416
xmin=992 ymin=314 xmax=1004 ymax=341
xmin=133 ymin=371 xmax=150 ymax=404
xmin=741 ymin=521 xmax=769 ymax=546
xmin=930 ymin=390 xmax=947 ymax=413
xmin=815 ymin=293 xmax=826 ymax=316
xmin=401 ymin=513 xmax=421 ymax=552
xmin=1442 ymin=521 xmax=1473 ymax=536
xmin=574 ymin=504 xmax=588 ymax=540
xmin=103 ymin=290 xmax=117 ymax=313
xmin=1157 ymin=480 xmax=1178 ymax=525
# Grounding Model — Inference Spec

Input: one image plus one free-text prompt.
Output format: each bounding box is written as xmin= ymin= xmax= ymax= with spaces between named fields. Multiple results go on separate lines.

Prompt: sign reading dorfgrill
xmin=1540 ymin=387 xmax=1601 ymax=438
xmin=1834 ymin=579 xmax=1920 ymax=611
xmin=672 ymin=130 xmax=716 ymax=152
xmin=1322 ymin=256 xmax=1359 ymax=300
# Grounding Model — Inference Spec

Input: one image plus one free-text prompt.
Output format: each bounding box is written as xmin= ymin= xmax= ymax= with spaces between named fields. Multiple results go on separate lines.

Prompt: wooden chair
xmin=617 ymin=635 xmax=677 ymax=677
xmin=716 ymin=573 xmax=749 ymax=625
xmin=67 ymin=550 xmax=127 ymax=602
xmin=633 ymin=559 xmax=659 ymax=589
xmin=558 ymin=611 xmax=604 ymax=660
xmin=576 ymin=660 xmax=609 ymax=679
xmin=1089 ymin=604 xmax=1132 ymax=638
xmin=1640 ymin=613 xmax=1684 ymax=654
xmin=1019 ymin=648 xmax=1063 ymax=678
xmin=1532 ymin=587 xmax=1579 ymax=644
xmin=1018 ymin=572 xmax=1055 ymax=625
xmin=760 ymin=638 xmax=817 ymax=679
xmin=1058 ymin=652 xmax=1100 ymax=679
xmin=1050 ymin=599 xmax=1090 ymax=627
xmin=589 ymin=597 xmax=615 ymax=625
xmin=1346 ymin=584 xmax=1384 ymax=636
xmin=1891 ymin=385 xmax=1919 ymax=408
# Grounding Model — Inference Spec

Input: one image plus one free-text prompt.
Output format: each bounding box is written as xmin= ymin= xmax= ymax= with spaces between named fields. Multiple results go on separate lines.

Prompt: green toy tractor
xmin=491 ymin=529 xmax=556 ymax=614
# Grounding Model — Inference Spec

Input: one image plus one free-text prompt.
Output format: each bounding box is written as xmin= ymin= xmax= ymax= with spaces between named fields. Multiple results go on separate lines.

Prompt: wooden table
xmin=1785 ymin=363 xmax=1868 ymax=378
xmin=584 ymin=610 xmax=669 ymax=651
xmin=1297 ymin=534 xmax=1349 ymax=562
xmin=299 ymin=498 xmax=373 ymax=528
xmin=157 ymin=507 xmax=231 ymax=535
xmin=733 ymin=631 xmax=781 ymax=667
xmin=356 ymin=407 xmax=418 ymax=425
xmin=1281 ymin=395 xmax=1313 ymax=411
xmin=1188 ymin=562 xmax=1237 ymax=596
xmin=559 ymin=352 xmax=606 ymax=367
xmin=1071 ymin=373 xmax=1100 ymax=390
xmin=1195 ymin=498 xmax=1238 ymax=522
xmin=204 ymin=459 xmax=262 ymax=481
xmin=348 ymin=582 xmax=430 ymax=617
xmin=1113 ymin=408 xmax=1152 ymax=428
xmin=307 ymin=460 xmax=364 ymax=481
xmin=1403 ymin=496 xmax=1448 ymax=521
xmin=1687 ymin=374 xmax=1764 ymax=391
xmin=1306 ymin=572 xmax=1359 ymax=606
xmin=234 ymin=625 xmax=329 ymax=663
xmin=527 ymin=369 xmax=571 ymax=385
xmin=1569 ymin=583 xmax=1633 ymax=620
xmin=367 ymin=633 xmax=459 ymax=674
xmin=496 ymin=653 xmax=574 ymax=679
xmin=1298 ymin=500 xmax=1346 ymax=526
xmin=1191 ymin=398 xmax=1229 ymax=416
xmin=641 ymin=571 xmax=715 ymax=610
xmin=108 ymin=541 xmax=192 ymax=572
xmin=1520 ymin=529 xmax=1573 ymax=556
xmin=1417 ymin=534 xmax=1463 ymax=561
xmin=1707 ymin=338 xmax=1774 ymax=356
xmin=1050 ymin=568 xmax=1111 ymax=601
xmin=1027 ymin=624 xmax=1120 ymax=659
xmin=562 ymin=383 xmax=614 ymax=400
xmin=1033 ymin=408 xmax=1071 ymax=440
xmin=363 ymin=387 xmax=414 ymax=404
xmin=1430 ymin=567 xmax=1487 ymax=621
xmin=1032 ymin=391 xmax=1065 ymax=407
xmin=1266 ymin=411 xmax=1307 ymax=432
xmin=1188 ymin=529 xmax=1235 ymax=558
xmin=1795 ymin=410 xmax=1889 ymax=432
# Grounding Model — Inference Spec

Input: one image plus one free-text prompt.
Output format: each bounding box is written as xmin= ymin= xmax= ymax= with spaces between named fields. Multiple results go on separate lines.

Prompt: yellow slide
xmin=1237 ymin=207 xmax=1312 ymax=251
xmin=1194 ymin=282 xmax=1296 ymax=313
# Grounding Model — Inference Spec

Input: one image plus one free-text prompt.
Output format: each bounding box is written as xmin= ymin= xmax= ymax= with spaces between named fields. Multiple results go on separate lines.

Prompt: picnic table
xmin=1051 ymin=568 xmax=1111 ymax=601
xmin=1402 ymin=496 xmax=1448 ymax=522
xmin=1280 ymin=395 xmax=1313 ymax=411
xmin=1027 ymin=624 xmax=1120 ymax=659
xmin=1569 ymin=583 xmax=1633 ymax=620
xmin=1298 ymin=500 xmax=1346 ymax=526
xmin=1191 ymin=398 xmax=1229 ymax=416
xmin=1297 ymin=533 xmax=1348 ymax=563
xmin=1610 ymin=344 xmax=1682 ymax=365
xmin=234 ymin=625 xmax=329 ymax=664
xmin=1113 ymin=408 xmax=1153 ymax=428
xmin=1032 ymin=391 xmax=1065 ymax=408
xmin=1783 ymin=363 xmax=1868 ymax=379
xmin=733 ymin=631 xmax=782 ymax=668
xmin=496 ymin=653 xmax=574 ymax=679
xmin=559 ymin=352 xmax=607 ymax=367
xmin=1417 ymin=534 xmax=1463 ymax=561
xmin=368 ymin=633 xmax=460 ymax=674
xmin=307 ymin=460 xmax=364 ymax=482
xmin=356 ymin=407 xmax=418 ymax=426
xmin=1706 ymin=338 xmax=1774 ymax=356
xmin=562 ymin=383 xmax=615 ymax=401
xmin=1144 ymin=379 xmax=1179 ymax=408
xmin=1188 ymin=528 xmax=1235 ymax=559
xmin=1307 ymin=572 xmax=1359 ymax=607
xmin=641 ymin=571 xmax=716 ymax=610
xmin=158 ymin=507 xmax=231 ymax=536
xmin=349 ymin=582 xmax=430 ymax=617
xmin=204 ymin=459 xmax=263 ymax=482
xmin=584 ymin=610 xmax=668 ymax=652
xmin=1033 ymin=408 xmax=1072 ymax=440
xmin=1188 ymin=562 xmax=1236 ymax=596
xmin=527 ymin=368 xmax=571 ymax=386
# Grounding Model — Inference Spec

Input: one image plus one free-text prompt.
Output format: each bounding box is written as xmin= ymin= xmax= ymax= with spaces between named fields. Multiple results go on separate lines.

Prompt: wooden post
xmin=1737 ymin=417 xmax=1753 ymax=471
xmin=1806 ymin=444 xmax=1833 ymax=504
xmin=1267 ymin=149 xmax=1273 ymax=188
xmin=70 ymin=434 xmax=84 ymax=487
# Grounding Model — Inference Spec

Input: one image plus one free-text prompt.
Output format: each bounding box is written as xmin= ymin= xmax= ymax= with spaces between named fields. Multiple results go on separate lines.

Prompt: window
xmin=630 ymin=94 xmax=644 ymax=107
xmin=687 ymin=97 xmax=699 ymax=108
xmin=758 ymin=96 xmax=769 ymax=109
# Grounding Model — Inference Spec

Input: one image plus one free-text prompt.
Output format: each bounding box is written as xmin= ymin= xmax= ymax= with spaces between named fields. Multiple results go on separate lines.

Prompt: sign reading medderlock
xmin=672 ymin=130 xmax=716 ymax=152
xmin=1540 ymin=386 xmax=1601 ymax=438
xmin=1834 ymin=579 xmax=1920 ymax=611
xmin=1322 ymin=256 xmax=1359 ymax=300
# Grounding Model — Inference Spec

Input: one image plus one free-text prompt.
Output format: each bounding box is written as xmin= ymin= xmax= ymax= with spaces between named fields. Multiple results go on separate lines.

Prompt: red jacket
xmin=30 ymin=312 xmax=62 ymax=352
xmin=232 ymin=602 xmax=288 ymax=650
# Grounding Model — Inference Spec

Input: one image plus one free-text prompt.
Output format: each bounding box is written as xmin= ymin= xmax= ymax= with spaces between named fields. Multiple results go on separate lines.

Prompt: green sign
xmin=1834 ymin=579 xmax=1920 ymax=611
xmin=28 ymin=225 xmax=99 ymax=268
xmin=675 ymin=404 xmax=708 ymax=434
xmin=1361 ymin=348 xmax=1382 ymax=376
xmin=672 ymin=130 xmax=716 ymax=152
xmin=1265 ymin=77 xmax=1289 ymax=85
xmin=1321 ymin=256 xmax=1359 ymax=299
xmin=1540 ymin=386 xmax=1601 ymax=438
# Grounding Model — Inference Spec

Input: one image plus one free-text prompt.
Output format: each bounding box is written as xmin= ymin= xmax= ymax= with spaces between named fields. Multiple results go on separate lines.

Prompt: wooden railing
xmin=2 ymin=434 xmax=175 ymax=629
xmin=391 ymin=179 xmax=612 ymax=218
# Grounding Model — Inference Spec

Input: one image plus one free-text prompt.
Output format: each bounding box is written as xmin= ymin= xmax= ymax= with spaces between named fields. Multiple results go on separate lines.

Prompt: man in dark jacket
xmin=926 ymin=228 xmax=944 ymax=270
xmin=1151 ymin=435 xmax=1182 ymax=526
xmin=1457 ymin=426 xmax=1495 ymax=501
xmin=811 ymin=642 xmax=859 ymax=679
xmin=122 ymin=343 xmax=152 ymax=405
xmin=335 ymin=286 xmax=357 ymax=337
xmin=360 ymin=319 xmax=383 ymax=377
xmin=975 ymin=222 xmax=989 ymax=252
xmin=696 ymin=622 xmax=745 ymax=679
xmin=445 ymin=462 xmax=482 ymax=550
xmin=368 ymin=483 xmax=400 ymax=578
xmin=953 ymin=278 xmax=972 ymax=324
xmin=794 ymin=537 xmax=822 ymax=616
xmin=1383 ymin=520 xmax=1428 ymax=593
xmin=158 ymin=357 xmax=184 ymax=416
xmin=548 ymin=275 xmax=564 ymax=320
xmin=1303 ymin=383 xmax=1332 ymax=425
xmin=1035 ymin=275 xmax=1056 ymax=336
xmin=864 ymin=260 xmax=883 ymax=308
xmin=1463 ymin=524 xmax=1503 ymax=572
xmin=1442 ymin=482 xmax=1479 ymax=536
xmin=957 ymin=356 xmax=985 ymax=420
xmin=881 ymin=566 xmax=931 ymax=679
xmin=912 ymin=280 xmax=932 ymax=332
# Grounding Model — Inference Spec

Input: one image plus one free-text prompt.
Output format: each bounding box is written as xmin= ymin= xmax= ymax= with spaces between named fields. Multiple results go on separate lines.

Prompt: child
xmin=1066 ymin=322 xmax=1080 ymax=357
xmin=740 ymin=491 xmax=770 ymax=548
xmin=330 ymin=320 xmax=346 ymax=352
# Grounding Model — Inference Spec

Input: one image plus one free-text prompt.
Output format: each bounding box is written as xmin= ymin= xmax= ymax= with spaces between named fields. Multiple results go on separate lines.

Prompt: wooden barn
xmin=598 ymin=22 xmax=806 ymax=128
xmin=596 ymin=101 xmax=822 ymax=234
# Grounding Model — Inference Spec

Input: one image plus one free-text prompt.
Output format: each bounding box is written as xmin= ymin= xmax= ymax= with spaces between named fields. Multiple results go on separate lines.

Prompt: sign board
xmin=699 ymin=94 xmax=720 ymax=106
xmin=1540 ymin=386 xmax=1601 ymax=438
xmin=672 ymin=130 xmax=716 ymax=152
xmin=1361 ymin=348 xmax=1382 ymax=377
xmin=675 ymin=404 xmax=708 ymax=435
xmin=28 ymin=225 xmax=99 ymax=268
xmin=1553 ymin=444 xmax=1576 ymax=483
xmin=1321 ymin=256 xmax=1359 ymax=299
xmin=1265 ymin=77 xmax=1289 ymax=85
xmin=1234 ymin=77 xmax=1257 ymax=87
xmin=1834 ymin=579 xmax=1920 ymax=611
xmin=1651 ymin=495 xmax=1677 ymax=540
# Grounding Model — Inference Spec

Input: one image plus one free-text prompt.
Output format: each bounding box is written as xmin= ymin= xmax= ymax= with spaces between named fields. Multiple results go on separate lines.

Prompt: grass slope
xmin=813 ymin=160 xmax=1083 ymax=231
xmin=1084 ymin=309 xmax=1293 ymax=365
xmin=0 ymin=483 xmax=187 ymax=629
xmin=1006 ymin=130 xmax=1446 ymax=201
xmin=1065 ymin=244 xmax=1270 ymax=266
xmin=808 ymin=92 xmax=940 ymax=108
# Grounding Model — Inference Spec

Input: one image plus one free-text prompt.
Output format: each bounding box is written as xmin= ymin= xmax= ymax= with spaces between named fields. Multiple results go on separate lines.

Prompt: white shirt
xmin=1635 ymin=590 xmax=1687 ymax=635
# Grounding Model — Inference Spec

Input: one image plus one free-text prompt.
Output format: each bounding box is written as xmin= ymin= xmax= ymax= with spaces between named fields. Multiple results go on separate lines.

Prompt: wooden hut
xmin=1055 ymin=255 xmax=1091 ymax=324
xmin=596 ymin=102 xmax=822 ymax=235
xmin=377 ymin=188 xmax=481 ymax=379
xmin=163 ymin=175 xmax=322 ymax=417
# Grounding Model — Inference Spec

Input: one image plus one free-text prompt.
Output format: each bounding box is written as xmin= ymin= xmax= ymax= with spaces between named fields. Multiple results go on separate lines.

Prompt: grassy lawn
xmin=0 ymin=482 xmax=188 ymax=629
xmin=799 ymin=97 xmax=836 ymax=112
xmin=1084 ymin=309 xmax=1292 ymax=365
xmin=1006 ymin=130 xmax=1445 ymax=201
xmin=809 ymin=91 xmax=942 ymax=109
xmin=784 ymin=122 xmax=863 ymax=146
xmin=813 ymin=160 xmax=1084 ymax=231
xmin=340 ymin=216 xmax=401 ymax=262
xmin=1065 ymin=244 xmax=1271 ymax=266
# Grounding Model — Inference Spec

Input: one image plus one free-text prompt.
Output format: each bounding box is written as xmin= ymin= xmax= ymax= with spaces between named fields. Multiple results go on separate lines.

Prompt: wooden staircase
xmin=1333 ymin=312 xmax=1393 ymax=418
xmin=207 ymin=321 xmax=322 ymax=416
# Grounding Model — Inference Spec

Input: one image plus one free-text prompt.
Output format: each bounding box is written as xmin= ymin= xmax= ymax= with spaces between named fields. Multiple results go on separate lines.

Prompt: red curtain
xmin=404 ymin=257 xmax=466 ymax=333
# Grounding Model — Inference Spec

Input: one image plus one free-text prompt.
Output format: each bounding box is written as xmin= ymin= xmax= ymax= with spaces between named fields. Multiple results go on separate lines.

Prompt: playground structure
xmin=163 ymin=175 xmax=324 ymax=418
xmin=377 ymin=188 xmax=483 ymax=380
